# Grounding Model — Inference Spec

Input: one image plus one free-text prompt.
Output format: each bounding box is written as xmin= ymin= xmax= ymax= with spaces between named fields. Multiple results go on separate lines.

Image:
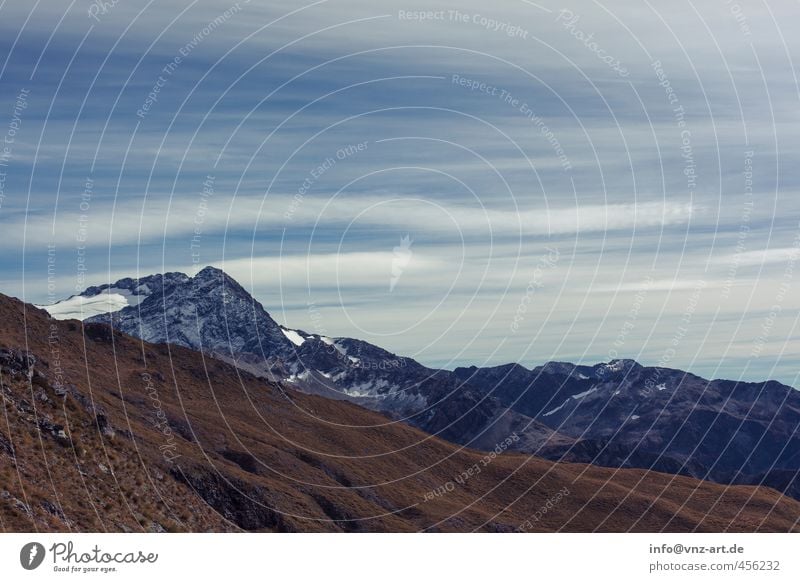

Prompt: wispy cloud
xmin=3 ymin=195 xmax=696 ymax=248
xmin=2 ymin=0 xmax=800 ymax=384
xmin=726 ymin=247 xmax=800 ymax=267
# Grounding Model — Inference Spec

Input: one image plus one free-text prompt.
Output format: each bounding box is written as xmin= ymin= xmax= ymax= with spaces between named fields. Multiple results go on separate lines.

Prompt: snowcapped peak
xmin=38 ymin=292 xmax=132 ymax=321
xmin=600 ymin=359 xmax=640 ymax=374
xmin=194 ymin=265 xmax=227 ymax=280
xmin=198 ymin=265 xmax=224 ymax=274
xmin=38 ymin=285 xmax=150 ymax=321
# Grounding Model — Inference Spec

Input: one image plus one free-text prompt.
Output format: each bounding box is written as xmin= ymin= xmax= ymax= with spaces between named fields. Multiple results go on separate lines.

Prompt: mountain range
xmin=39 ymin=266 xmax=800 ymax=505
xmin=4 ymin=291 xmax=799 ymax=532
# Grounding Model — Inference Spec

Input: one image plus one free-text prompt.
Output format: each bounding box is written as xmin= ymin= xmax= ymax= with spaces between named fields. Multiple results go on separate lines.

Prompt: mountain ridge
xmin=6 ymin=291 xmax=799 ymax=532
xmin=36 ymin=267 xmax=800 ymax=502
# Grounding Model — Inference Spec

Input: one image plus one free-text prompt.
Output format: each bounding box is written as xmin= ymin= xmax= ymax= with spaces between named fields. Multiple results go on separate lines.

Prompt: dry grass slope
xmin=0 ymin=294 xmax=797 ymax=532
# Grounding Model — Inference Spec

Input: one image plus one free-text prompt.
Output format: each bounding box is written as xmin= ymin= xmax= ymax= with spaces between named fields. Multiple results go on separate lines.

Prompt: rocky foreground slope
xmin=3 ymin=293 xmax=799 ymax=532
xmin=69 ymin=267 xmax=570 ymax=455
xmin=48 ymin=267 xmax=800 ymax=502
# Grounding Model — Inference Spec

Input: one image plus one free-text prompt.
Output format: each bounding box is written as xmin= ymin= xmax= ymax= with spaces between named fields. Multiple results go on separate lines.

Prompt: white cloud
xmin=726 ymin=247 xmax=800 ymax=268
xmin=3 ymin=194 xmax=696 ymax=249
xmin=596 ymin=278 xmax=713 ymax=293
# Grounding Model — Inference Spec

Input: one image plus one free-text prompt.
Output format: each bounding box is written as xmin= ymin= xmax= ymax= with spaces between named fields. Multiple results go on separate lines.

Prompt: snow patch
xmin=319 ymin=336 xmax=347 ymax=355
xmin=342 ymin=378 xmax=393 ymax=398
xmin=285 ymin=370 xmax=312 ymax=383
xmin=39 ymin=293 xmax=131 ymax=321
xmin=281 ymin=328 xmax=306 ymax=346
xmin=39 ymin=285 xmax=151 ymax=321
xmin=572 ymin=387 xmax=597 ymax=400
xmin=542 ymin=398 xmax=571 ymax=417
xmin=343 ymin=387 xmax=374 ymax=398
xmin=107 ymin=287 xmax=146 ymax=307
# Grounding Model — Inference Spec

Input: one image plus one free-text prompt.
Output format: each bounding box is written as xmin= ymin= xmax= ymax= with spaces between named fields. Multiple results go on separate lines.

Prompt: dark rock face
xmin=83 ymin=322 xmax=115 ymax=343
xmin=0 ymin=430 xmax=14 ymax=457
xmin=80 ymin=269 xmax=563 ymax=454
xmin=87 ymin=267 xmax=294 ymax=363
xmin=0 ymin=348 xmax=36 ymax=379
xmin=220 ymin=450 xmax=260 ymax=475
xmin=69 ymin=267 xmax=800 ymax=500
xmin=170 ymin=466 xmax=292 ymax=532
xmin=454 ymin=361 xmax=800 ymax=499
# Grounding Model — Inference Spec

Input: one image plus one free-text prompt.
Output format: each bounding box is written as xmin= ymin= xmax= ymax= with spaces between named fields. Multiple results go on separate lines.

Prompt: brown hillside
xmin=0 ymin=294 xmax=797 ymax=532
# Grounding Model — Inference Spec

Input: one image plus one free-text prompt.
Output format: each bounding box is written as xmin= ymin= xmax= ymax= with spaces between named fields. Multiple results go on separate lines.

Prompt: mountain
xmin=42 ymin=267 xmax=800 ymax=502
xmin=3 ymin=292 xmax=799 ymax=532
xmin=71 ymin=267 xmax=296 ymax=363
xmin=454 ymin=360 xmax=800 ymax=495
xmin=50 ymin=268 xmax=569 ymax=454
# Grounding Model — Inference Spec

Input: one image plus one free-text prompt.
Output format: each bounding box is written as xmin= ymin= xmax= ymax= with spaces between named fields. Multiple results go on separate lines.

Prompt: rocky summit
xmin=39 ymin=267 xmax=800 ymax=503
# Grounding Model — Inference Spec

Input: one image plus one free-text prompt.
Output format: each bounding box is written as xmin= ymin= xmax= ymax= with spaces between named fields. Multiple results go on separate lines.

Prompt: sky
xmin=1 ymin=0 xmax=799 ymax=385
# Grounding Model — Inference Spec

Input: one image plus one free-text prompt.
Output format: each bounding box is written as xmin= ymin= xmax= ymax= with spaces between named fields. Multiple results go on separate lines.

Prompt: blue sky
xmin=1 ymin=0 xmax=799 ymax=384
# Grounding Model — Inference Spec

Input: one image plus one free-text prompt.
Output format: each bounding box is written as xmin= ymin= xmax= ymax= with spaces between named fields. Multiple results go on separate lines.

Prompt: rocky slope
xmin=82 ymin=267 xmax=295 ymax=363
xmin=454 ymin=360 xmax=800 ymax=498
xmin=3 ymin=293 xmax=799 ymax=532
xmin=64 ymin=268 xmax=568 ymax=454
xmin=42 ymin=267 xmax=800 ymax=502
